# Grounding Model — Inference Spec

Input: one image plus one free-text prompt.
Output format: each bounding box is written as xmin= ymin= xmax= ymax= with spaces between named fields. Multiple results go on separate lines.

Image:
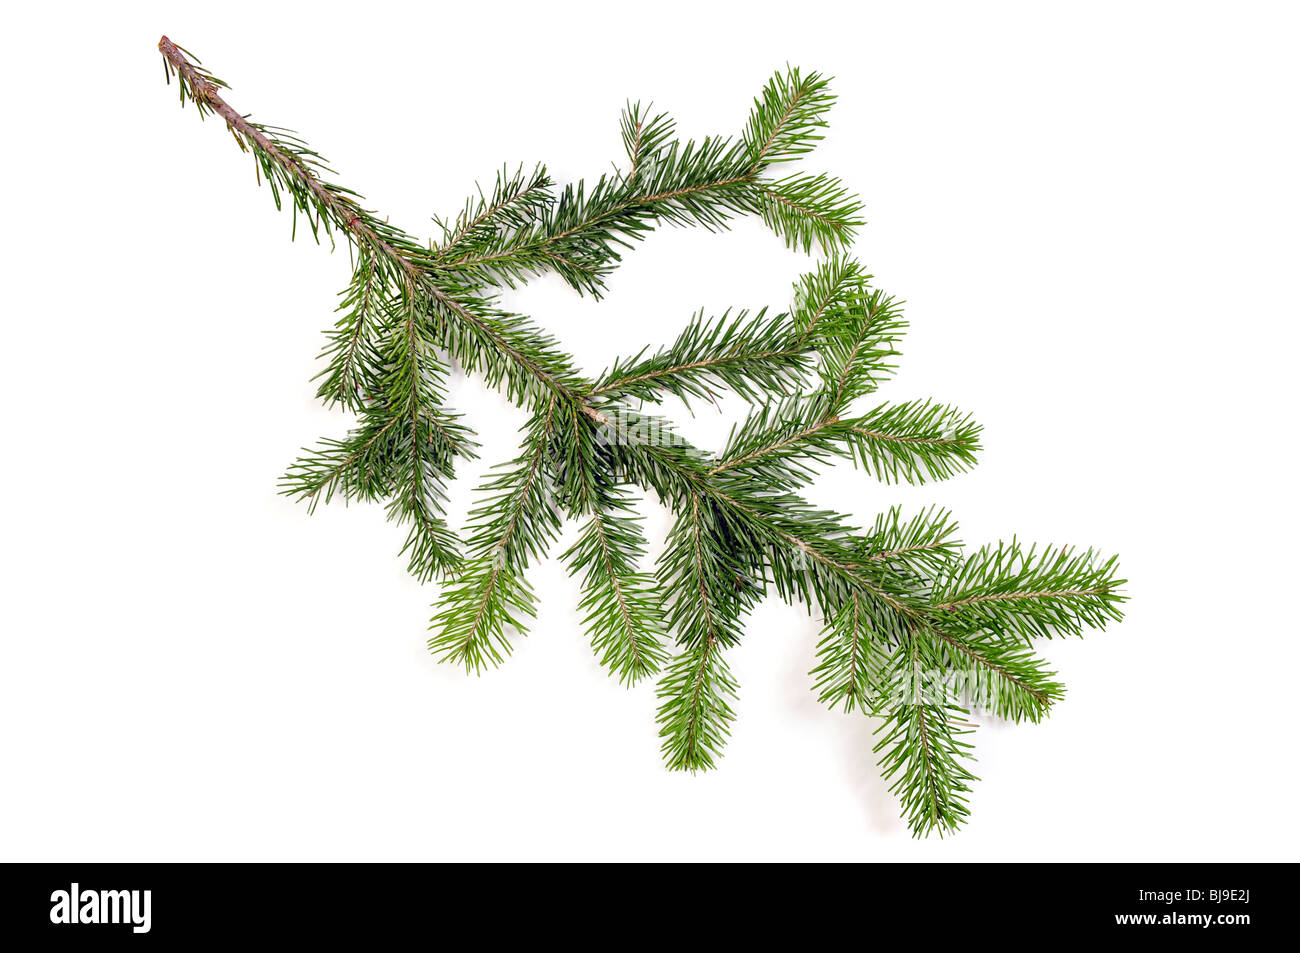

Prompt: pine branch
xmin=433 ymin=164 xmax=554 ymax=260
xmin=755 ymin=173 xmax=863 ymax=254
xmin=708 ymin=397 xmax=979 ymax=488
xmin=743 ymin=66 xmax=836 ymax=167
xmin=562 ymin=485 xmax=669 ymax=685
xmin=657 ymin=492 xmax=762 ymax=649
xmin=159 ymin=37 xmax=591 ymax=414
xmin=810 ymin=593 xmax=895 ymax=713
xmin=929 ymin=541 xmax=1127 ymax=642
xmin=160 ymin=39 xmax=1127 ymax=837
xmin=924 ymin=627 xmax=1063 ymax=723
xmin=874 ymin=635 xmax=977 ymax=837
xmin=436 ymin=70 xmax=859 ymax=297
xmin=816 ymin=286 xmax=907 ymax=410
xmin=428 ymin=402 xmax=562 ymax=670
xmin=621 ymin=102 xmax=676 ymax=180
xmin=657 ymin=636 xmax=739 ymax=771
xmin=589 ymin=308 xmax=812 ymax=407
xmin=861 ymin=506 xmax=963 ymax=581
xmin=313 ymin=252 xmax=392 ymax=409
xmin=845 ymin=399 xmax=982 ymax=485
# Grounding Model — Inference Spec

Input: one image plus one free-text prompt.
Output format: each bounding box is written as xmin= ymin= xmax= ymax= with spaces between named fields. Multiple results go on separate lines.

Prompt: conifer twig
xmin=158 ymin=37 xmax=1126 ymax=836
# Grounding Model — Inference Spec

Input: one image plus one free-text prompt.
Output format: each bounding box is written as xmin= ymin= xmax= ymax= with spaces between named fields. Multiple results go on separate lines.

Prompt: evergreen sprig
xmin=591 ymin=307 xmax=812 ymax=408
xmin=562 ymin=484 xmax=669 ymax=686
xmin=159 ymin=37 xmax=1126 ymax=836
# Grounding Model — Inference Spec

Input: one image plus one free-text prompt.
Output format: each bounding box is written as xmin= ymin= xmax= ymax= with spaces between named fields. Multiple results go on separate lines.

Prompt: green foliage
xmin=562 ymin=485 xmax=669 ymax=685
xmin=160 ymin=37 xmax=1126 ymax=836
xmin=428 ymin=403 xmax=563 ymax=671
xmin=433 ymin=164 xmax=554 ymax=262
xmin=875 ymin=635 xmax=978 ymax=837
xmin=743 ymin=66 xmax=835 ymax=166
xmin=845 ymin=399 xmax=982 ymax=485
xmin=811 ymin=593 xmax=895 ymax=714
xmin=591 ymin=308 xmax=812 ymax=408
xmin=755 ymin=172 xmax=863 ymax=253
xmin=861 ymin=505 xmax=963 ymax=581
xmin=929 ymin=541 xmax=1126 ymax=641
xmin=657 ymin=636 xmax=740 ymax=771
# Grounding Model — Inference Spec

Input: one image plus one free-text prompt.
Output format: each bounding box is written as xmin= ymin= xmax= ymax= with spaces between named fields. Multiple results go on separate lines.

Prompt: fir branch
xmin=743 ymin=66 xmax=836 ymax=167
xmin=657 ymin=492 xmax=762 ymax=649
xmin=860 ymin=505 xmax=964 ymax=581
xmin=656 ymin=636 xmax=739 ymax=772
xmin=437 ymin=72 xmax=859 ymax=297
xmin=621 ymin=102 xmax=676 ymax=180
xmin=562 ymin=485 xmax=669 ymax=685
xmin=439 ymin=139 xmax=759 ymax=295
xmin=608 ymin=429 xmax=918 ymax=622
xmin=313 ymin=252 xmax=392 ymax=409
xmin=160 ymin=39 xmax=1127 ymax=837
xmin=925 ymin=627 xmax=1063 ymax=724
xmin=714 ymin=486 xmax=914 ymax=617
xmin=609 ymin=422 xmax=1102 ymax=820
xmin=159 ymin=37 xmax=590 ymax=412
xmin=376 ymin=293 xmax=474 ymax=580
xmin=384 ymin=404 xmax=473 ymax=583
xmin=589 ymin=308 xmax=812 ymax=407
xmin=810 ymin=593 xmax=895 ymax=713
xmin=817 ymin=287 xmax=907 ymax=410
xmin=844 ymin=399 xmax=982 ymax=485
xmin=874 ymin=635 xmax=977 ymax=838
xmin=433 ymin=164 xmax=555 ymax=259
xmin=437 ymin=299 xmax=591 ymax=407
xmin=709 ymin=395 xmax=843 ymax=484
xmin=792 ymin=253 xmax=871 ymax=341
xmin=708 ymin=396 xmax=979 ymax=488
xmin=428 ymin=403 xmax=563 ymax=670
xmin=929 ymin=541 xmax=1127 ymax=642
xmin=160 ymin=37 xmax=436 ymax=268
xmin=755 ymin=173 xmax=864 ymax=254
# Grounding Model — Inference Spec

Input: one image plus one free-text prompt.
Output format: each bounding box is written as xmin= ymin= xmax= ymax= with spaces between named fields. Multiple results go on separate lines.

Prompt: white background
xmin=1 ymin=2 xmax=1296 ymax=861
